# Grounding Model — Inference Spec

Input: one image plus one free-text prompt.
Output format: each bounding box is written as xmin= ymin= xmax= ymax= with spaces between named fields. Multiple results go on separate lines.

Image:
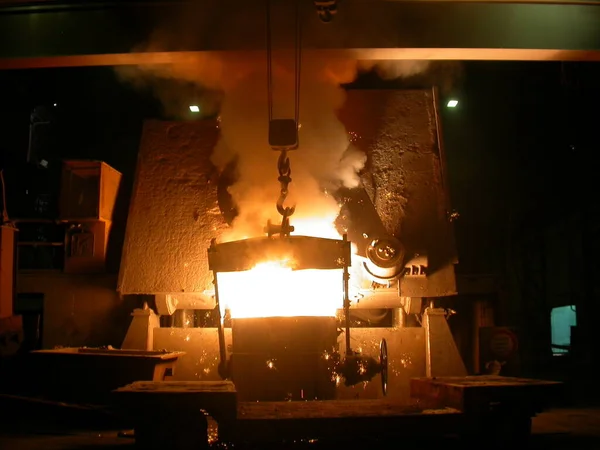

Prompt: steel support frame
xmin=1 ymin=1 xmax=600 ymax=69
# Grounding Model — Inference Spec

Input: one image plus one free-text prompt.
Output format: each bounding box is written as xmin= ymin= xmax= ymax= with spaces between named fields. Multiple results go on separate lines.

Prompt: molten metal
xmin=208 ymin=235 xmax=351 ymax=319
xmin=217 ymin=262 xmax=343 ymax=318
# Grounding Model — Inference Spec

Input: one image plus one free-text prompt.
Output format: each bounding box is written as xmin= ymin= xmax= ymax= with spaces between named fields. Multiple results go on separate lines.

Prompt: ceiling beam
xmin=1 ymin=1 xmax=599 ymax=69
xmin=1 ymin=48 xmax=600 ymax=70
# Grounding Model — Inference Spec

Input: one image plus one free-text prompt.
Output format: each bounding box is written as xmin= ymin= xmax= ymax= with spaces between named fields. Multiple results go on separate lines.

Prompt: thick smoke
xmin=210 ymin=55 xmax=366 ymax=241
xmin=116 ymin=54 xmax=437 ymax=241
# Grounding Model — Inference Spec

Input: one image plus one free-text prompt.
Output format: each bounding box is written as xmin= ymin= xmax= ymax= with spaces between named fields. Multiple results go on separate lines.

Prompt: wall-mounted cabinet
xmin=59 ymin=160 xmax=121 ymax=222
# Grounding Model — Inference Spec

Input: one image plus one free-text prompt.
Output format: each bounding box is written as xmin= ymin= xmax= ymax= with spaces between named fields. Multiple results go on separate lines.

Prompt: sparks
xmin=348 ymin=130 xmax=361 ymax=143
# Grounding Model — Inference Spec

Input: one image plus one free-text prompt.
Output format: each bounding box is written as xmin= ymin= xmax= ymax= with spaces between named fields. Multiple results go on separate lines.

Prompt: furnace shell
xmin=118 ymin=89 xmax=456 ymax=297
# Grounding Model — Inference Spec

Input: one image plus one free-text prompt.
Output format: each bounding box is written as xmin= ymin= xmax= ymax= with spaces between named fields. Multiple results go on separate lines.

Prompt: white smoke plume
xmin=116 ymin=53 xmax=434 ymax=242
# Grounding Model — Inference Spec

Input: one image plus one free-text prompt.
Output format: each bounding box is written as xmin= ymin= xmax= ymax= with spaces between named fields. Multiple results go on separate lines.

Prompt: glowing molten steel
xmin=218 ymin=260 xmax=344 ymax=319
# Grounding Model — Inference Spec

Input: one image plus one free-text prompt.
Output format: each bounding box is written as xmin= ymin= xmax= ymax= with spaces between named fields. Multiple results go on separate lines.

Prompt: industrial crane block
xmin=268 ymin=119 xmax=298 ymax=150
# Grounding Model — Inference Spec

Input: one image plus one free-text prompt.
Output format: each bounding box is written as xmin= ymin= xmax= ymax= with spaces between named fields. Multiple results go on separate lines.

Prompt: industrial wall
xmin=17 ymin=273 xmax=137 ymax=349
xmin=504 ymin=208 xmax=600 ymax=381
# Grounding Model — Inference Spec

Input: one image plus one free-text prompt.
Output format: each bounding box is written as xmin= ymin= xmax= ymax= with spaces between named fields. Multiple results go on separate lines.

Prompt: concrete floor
xmin=1 ymin=408 xmax=600 ymax=450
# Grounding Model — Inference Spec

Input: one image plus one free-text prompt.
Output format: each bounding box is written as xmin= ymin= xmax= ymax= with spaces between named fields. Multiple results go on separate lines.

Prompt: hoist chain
xmin=276 ymin=149 xmax=295 ymax=219
xmin=265 ymin=0 xmax=301 ymax=236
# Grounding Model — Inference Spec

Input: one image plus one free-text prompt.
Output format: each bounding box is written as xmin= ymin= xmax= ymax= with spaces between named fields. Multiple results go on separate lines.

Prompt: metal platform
xmin=411 ymin=376 xmax=563 ymax=414
xmin=236 ymin=399 xmax=461 ymax=443
xmin=113 ymin=377 xmax=563 ymax=449
xmin=114 ymin=381 xmax=236 ymax=450
xmin=27 ymin=348 xmax=185 ymax=404
xmin=113 ymin=380 xmax=236 ymax=421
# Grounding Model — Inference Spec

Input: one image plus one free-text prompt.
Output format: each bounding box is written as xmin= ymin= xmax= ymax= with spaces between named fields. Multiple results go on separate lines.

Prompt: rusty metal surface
xmin=410 ymin=376 xmax=563 ymax=413
xmin=118 ymin=120 xmax=227 ymax=294
xmin=115 ymin=380 xmax=236 ymax=394
xmin=413 ymin=376 xmax=562 ymax=387
xmin=114 ymin=381 xmax=238 ymax=425
xmin=237 ymin=399 xmax=456 ymax=419
xmin=235 ymin=399 xmax=462 ymax=444
xmin=33 ymin=347 xmax=184 ymax=360
xmin=337 ymin=327 xmax=426 ymax=401
xmin=400 ymin=262 xmax=458 ymax=297
xmin=339 ymin=89 xmax=457 ymax=297
xmin=336 ymin=186 xmax=390 ymax=258
xmin=208 ymin=236 xmax=351 ymax=273
xmin=231 ymin=317 xmax=338 ymax=401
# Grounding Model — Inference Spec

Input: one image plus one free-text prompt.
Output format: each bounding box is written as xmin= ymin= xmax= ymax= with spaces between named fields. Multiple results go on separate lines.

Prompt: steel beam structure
xmin=0 ymin=1 xmax=600 ymax=69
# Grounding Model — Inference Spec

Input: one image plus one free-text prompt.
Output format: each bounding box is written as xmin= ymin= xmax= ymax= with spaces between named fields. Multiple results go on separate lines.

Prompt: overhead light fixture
xmin=189 ymin=105 xmax=200 ymax=113
xmin=447 ymin=99 xmax=458 ymax=108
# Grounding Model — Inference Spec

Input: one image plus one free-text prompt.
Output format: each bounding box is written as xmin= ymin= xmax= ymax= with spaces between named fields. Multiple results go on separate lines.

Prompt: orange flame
xmin=218 ymin=260 xmax=344 ymax=319
xmin=216 ymin=219 xmax=358 ymax=319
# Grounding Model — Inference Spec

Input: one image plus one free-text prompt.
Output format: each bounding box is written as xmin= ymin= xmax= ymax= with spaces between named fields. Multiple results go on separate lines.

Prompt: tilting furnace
xmin=118 ymin=88 xmax=467 ymax=402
